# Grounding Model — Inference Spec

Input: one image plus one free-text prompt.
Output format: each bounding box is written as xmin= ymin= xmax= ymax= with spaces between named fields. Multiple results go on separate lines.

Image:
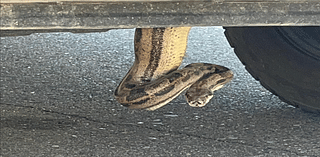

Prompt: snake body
xmin=114 ymin=27 xmax=233 ymax=110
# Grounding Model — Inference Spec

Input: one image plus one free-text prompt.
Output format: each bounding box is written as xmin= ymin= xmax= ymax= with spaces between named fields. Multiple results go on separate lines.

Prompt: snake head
xmin=185 ymin=89 xmax=214 ymax=107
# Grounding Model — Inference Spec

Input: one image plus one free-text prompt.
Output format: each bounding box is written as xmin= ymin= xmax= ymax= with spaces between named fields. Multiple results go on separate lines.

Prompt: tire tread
xmin=224 ymin=28 xmax=320 ymax=114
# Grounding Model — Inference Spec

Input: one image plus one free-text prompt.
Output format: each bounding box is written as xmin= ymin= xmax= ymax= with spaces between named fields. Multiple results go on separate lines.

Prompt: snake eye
xmin=125 ymin=83 xmax=136 ymax=89
xmin=167 ymin=72 xmax=183 ymax=83
xmin=206 ymin=66 xmax=214 ymax=70
xmin=141 ymin=78 xmax=151 ymax=82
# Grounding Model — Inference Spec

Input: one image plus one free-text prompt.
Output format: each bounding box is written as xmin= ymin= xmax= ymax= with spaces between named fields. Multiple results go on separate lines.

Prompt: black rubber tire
xmin=224 ymin=26 xmax=320 ymax=114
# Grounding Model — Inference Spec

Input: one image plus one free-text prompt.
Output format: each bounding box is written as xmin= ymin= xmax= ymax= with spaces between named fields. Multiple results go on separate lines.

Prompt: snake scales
xmin=114 ymin=27 xmax=233 ymax=110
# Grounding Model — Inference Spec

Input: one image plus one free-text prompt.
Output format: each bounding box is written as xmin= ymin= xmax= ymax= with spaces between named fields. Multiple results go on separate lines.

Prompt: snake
xmin=114 ymin=27 xmax=233 ymax=110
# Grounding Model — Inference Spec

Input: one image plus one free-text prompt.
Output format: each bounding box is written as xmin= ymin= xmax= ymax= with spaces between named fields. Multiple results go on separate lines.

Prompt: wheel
xmin=224 ymin=26 xmax=320 ymax=113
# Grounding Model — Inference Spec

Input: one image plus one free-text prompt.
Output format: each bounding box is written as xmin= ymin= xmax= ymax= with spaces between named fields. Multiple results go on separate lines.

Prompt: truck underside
xmin=1 ymin=0 xmax=320 ymax=36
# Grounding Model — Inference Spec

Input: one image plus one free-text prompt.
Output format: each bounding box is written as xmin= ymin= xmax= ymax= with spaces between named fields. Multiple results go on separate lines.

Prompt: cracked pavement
xmin=1 ymin=27 xmax=320 ymax=156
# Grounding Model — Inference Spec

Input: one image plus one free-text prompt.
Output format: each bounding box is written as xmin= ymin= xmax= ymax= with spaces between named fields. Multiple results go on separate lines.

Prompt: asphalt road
xmin=1 ymin=27 xmax=320 ymax=157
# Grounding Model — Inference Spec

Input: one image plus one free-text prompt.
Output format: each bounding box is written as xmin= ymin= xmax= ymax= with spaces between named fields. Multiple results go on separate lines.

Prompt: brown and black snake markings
xmin=114 ymin=27 xmax=233 ymax=110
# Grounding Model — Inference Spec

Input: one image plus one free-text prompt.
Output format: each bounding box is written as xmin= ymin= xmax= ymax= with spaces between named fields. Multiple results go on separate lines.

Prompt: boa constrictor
xmin=114 ymin=27 xmax=233 ymax=110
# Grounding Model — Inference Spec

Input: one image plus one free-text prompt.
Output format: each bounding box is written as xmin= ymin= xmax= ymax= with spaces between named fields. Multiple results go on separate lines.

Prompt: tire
xmin=223 ymin=26 xmax=320 ymax=114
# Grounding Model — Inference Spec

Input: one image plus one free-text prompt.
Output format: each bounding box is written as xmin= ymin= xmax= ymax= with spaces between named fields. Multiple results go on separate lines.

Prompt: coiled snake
xmin=114 ymin=27 xmax=233 ymax=110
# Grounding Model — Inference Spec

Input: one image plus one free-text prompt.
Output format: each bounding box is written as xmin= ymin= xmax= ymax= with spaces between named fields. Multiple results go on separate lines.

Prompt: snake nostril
xmin=215 ymin=66 xmax=229 ymax=73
